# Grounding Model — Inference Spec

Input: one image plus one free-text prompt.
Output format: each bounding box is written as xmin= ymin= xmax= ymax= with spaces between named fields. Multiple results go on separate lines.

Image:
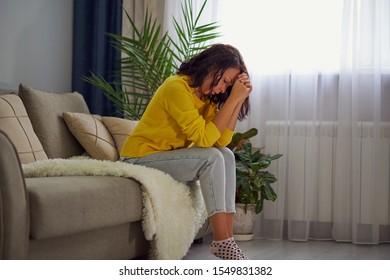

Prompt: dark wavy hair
xmin=177 ymin=44 xmax=250 ymax=120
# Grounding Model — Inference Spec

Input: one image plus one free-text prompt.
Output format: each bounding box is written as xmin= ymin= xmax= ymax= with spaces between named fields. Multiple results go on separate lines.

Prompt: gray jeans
xmin=121 ymin=147 xmax=236 ymax=217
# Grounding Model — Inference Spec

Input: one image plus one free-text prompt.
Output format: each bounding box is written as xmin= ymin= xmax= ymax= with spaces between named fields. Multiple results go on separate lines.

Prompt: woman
xmin=120 ymin=44 xmax=252 ymax=260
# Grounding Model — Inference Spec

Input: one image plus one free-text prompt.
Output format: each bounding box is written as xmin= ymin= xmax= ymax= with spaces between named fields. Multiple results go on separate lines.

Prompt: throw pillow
xmin=18 ymin=84 xmax=90 ymax=159
xmin=101 ymin=117 xmax=138 ymax=153
xmin=0 ymin=93 xmax=48 ymax=164
xmin=63 ymin=112 xmax=118 ymax=161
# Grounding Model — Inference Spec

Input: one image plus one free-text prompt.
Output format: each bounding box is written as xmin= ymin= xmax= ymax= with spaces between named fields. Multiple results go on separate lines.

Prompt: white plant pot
xmin=233 ymin=233 xmax=255 ymax=242
xmin=233 ymin=203 xmax=257 ymax=241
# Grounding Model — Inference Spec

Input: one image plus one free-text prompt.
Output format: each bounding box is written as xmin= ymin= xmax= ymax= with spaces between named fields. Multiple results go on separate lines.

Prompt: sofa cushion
xmin=102 ymin=117 xmax=138 ymax=153
xmin=26 ymin=176 xmax=143 ymax=240
xmin=0 ymin=93 xmax=48 ymax=163
xmin=63 ymin=112 xmax=118 ymax=161
xmin=18 ymin=84 xmax=90 ymax=159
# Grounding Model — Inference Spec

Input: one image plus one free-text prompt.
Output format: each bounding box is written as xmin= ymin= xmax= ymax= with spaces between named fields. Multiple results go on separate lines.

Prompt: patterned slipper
xmin=209 ymin=238 xmax=249 ymax=260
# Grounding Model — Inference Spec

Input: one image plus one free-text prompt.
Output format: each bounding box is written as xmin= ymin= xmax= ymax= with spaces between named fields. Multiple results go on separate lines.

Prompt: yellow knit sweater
xmin=120 ymin=75 xmax=234 ymax=158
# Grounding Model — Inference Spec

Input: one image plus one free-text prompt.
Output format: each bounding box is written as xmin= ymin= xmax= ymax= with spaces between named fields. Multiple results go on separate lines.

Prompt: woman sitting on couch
xmin=120 ymin=44 xmax=252 ymax=260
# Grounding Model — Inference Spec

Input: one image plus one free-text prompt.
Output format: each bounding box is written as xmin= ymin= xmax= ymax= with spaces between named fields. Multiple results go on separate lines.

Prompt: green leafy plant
xmin=84 ymin=0 xmax=220 ymax=120
xmin=230 ymin=129 xmax=282 ymax=214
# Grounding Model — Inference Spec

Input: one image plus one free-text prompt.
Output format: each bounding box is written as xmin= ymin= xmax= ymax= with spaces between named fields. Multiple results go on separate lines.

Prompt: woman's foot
xmin=209 ymin=238 xmax=249 ymax=260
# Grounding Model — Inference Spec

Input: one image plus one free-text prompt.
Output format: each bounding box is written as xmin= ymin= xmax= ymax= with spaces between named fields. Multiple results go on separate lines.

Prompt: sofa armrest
xmin=0 ymin=131 xmax=29 ymax=259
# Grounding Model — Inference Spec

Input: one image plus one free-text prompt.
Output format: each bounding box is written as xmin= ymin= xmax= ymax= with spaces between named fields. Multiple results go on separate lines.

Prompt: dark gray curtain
xmin=72 ymin=0 xmax=122 ymax=116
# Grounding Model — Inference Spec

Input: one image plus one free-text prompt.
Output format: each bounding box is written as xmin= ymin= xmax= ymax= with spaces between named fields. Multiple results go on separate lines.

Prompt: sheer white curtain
xmin=333 ymin=0 xmax=390 ymax=244
xmin=163 ymin=0 xmax=220 ymax=43
xmin=160 ymin=0 xmax=389 ymax=244
xmin=215 ymin=0 xmax=390 ymax=244
xmin=122 ymin=0 xmax=166 ymax=38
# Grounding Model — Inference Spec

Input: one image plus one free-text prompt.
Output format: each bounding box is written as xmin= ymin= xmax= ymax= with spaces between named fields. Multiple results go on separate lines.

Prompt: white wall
xmin=0 ymin=0 xmax=73 ymax=92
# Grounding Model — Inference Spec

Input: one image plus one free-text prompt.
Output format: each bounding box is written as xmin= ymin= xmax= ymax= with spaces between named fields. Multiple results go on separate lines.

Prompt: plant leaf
xmin=84 ymin=0 xmax=220 ymax=120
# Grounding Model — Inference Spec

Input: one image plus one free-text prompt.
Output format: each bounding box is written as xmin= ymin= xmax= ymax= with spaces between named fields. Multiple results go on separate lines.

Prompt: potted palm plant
xmin=229 ymin=128 xmax=282 ymax=240
xmin=84 ymin=0 xmax=220 ymax=120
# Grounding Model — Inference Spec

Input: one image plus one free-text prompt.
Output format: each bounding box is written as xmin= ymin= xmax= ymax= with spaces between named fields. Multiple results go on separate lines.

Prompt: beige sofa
xmin=0 ymin=85 xmax=209 ymax=260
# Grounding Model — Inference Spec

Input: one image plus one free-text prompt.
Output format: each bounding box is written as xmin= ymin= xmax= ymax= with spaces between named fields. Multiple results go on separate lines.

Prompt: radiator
xmin=264 ymin=121 xmax=390 ymax=224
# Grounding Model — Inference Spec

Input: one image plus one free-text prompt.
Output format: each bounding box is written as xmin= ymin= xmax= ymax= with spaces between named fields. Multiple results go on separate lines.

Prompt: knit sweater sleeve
xmin=162 ymin=78 xmax=222 ymax=147
xmin=214 ymin=128 xmax=235 ymax=147
xmin=202 ymin=99 xmax=235 ymax=147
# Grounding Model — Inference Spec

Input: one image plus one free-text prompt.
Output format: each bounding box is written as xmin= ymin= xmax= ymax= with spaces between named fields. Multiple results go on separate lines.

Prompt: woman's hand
xmin=238 ymin=73 xmax=253 ymax=93
xmin=212 ymin=73 xmax=252 ymax=133
xmin=230 ymin=73 xmax=252 ymax=103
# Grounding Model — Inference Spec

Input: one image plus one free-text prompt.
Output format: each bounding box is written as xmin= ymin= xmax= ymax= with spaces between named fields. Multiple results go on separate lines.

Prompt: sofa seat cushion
xmin=26 ymin=176 xmax=143 ymax=240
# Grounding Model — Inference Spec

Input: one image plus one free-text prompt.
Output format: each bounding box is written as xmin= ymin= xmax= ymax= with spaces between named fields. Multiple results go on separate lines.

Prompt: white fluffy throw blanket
xmin=22 ymin=157 xmax=207 ymax=260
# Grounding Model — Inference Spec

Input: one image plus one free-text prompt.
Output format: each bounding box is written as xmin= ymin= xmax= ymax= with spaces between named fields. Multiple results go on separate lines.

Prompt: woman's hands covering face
xmin=230 ymin=73 xmax=252 ymax=102
xmin=237 ymin=73 xmax=252 ymax=93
